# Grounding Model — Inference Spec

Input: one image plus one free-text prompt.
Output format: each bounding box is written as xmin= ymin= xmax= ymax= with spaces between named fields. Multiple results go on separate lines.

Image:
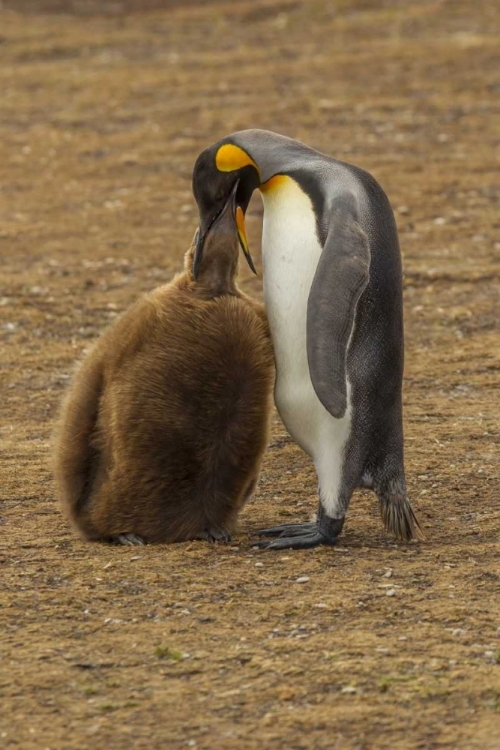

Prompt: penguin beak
xmin=194 ymin=179 xmax=257 ymax=280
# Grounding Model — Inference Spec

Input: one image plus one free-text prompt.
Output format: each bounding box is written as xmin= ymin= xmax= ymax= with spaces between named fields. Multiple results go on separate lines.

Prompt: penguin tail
xmin=379 ymin=492 xmax=425 ymax=542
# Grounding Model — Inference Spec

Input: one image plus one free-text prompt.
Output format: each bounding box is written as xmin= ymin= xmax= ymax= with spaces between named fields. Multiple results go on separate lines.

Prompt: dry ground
xmin=1 ymin=1 xmax=499 ymax=748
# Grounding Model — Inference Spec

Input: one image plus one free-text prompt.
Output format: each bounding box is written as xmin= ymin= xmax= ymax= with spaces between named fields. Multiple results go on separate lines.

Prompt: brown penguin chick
xmin=54 ymin=186 xmax=275 ymax=545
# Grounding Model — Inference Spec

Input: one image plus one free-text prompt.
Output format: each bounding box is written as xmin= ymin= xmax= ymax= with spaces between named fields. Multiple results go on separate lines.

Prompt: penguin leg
xmin=255 ymin=434 xmax=356 ymax=549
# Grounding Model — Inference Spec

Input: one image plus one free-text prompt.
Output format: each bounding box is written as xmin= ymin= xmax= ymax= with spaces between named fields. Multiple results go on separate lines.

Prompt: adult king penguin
xmin=192 ymin=129 xmax=423 ymax=550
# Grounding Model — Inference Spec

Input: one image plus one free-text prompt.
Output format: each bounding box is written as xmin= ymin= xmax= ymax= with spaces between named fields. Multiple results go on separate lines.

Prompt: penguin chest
xmin=260 ymin=176 xmax=326 ymax=453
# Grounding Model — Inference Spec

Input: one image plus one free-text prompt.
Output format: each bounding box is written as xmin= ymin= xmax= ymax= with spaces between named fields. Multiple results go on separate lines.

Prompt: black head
xmin=192 ymin=142 xmax=260 ymax=279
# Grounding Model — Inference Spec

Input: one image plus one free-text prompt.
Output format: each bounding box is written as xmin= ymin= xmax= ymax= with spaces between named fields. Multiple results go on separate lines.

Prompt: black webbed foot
xmin=257 ymin=522 xmax=319 ymax=538
xmin=254 ymin=515 xmax=344 ymax=550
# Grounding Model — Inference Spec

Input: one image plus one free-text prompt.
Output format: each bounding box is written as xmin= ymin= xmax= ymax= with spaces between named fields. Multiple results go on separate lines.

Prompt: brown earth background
xmin=1 ymin=1 xmax=499 ymax=748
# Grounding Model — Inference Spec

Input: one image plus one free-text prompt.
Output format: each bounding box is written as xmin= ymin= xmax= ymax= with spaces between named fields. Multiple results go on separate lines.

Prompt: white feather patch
xmin=260 ymin=177 xmax=352 ymax=517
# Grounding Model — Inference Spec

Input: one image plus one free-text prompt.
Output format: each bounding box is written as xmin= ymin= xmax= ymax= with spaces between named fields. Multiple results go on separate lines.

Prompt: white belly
xmin=260 ymin=176 xmax=352 ymax=514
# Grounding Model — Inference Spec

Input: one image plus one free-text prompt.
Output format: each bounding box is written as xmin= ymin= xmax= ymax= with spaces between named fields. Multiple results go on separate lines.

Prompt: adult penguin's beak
xmin=234 ymin=201 xmax=257 ymax=275
xmin=194 ymin=179 xmax=257 ymax=280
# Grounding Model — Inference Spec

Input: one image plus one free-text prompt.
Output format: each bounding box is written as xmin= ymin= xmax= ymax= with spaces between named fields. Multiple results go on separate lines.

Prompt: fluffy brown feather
xmin=54 ymin=219 xmax=274 ymax=544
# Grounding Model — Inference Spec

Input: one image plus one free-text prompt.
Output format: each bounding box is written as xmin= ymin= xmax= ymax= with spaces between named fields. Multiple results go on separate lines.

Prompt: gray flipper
xmin=307 ymin=193 xmax=370 ymax=419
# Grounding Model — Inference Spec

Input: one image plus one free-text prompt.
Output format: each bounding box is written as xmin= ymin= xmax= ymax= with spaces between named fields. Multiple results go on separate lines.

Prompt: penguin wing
xmin=306 ymin=193 xmax=370 ymax=419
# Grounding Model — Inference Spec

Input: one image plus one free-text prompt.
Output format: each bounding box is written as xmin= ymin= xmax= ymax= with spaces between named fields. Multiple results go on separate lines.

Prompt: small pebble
xmin=386 ymin=588 xmax=397 ymax=597
xmin=341 ymin=686 xmax=357 ymax=694
xmin=255 ymin=562 xmax=264 ymax=568
xmin=296 ymin=576 xmax=310 ymax=584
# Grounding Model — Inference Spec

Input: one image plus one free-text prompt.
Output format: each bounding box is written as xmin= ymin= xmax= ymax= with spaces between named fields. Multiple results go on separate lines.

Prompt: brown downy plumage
xmin=54 ymin=185 xmax=275 ymax=545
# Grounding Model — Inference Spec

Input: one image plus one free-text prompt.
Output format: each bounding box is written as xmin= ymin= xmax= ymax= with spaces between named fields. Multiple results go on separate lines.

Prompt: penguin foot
xmin=110 ymin=533 xmax=145 ymax=546
xmin=254 ymin=529 xmax=331 ymax=550
xmin=256 ymin=522 xmax=319 ymax=538
xmin=254 ymin=517 xmax=344 ymax=550
xmin=198 ymin=527 xmax=232 ymax=544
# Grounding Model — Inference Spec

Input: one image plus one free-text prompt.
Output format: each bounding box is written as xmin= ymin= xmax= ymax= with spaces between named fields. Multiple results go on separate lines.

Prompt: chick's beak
xmin=194 ymin=179 xmax=257 ymax=279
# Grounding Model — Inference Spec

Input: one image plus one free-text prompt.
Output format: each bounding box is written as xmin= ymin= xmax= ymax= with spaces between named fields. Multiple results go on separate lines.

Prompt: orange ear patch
xmin=215 ymin=144 xmax=259 ymax=174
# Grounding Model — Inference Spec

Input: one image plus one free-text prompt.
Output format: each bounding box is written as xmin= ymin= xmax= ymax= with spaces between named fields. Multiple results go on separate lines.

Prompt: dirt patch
xmin=1 ymin=1 xmax=499 ymax=748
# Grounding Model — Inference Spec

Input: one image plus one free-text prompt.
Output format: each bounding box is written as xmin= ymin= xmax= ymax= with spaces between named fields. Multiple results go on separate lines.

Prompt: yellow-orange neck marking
xmin=259 ymin=174 xmax=291 ymax=193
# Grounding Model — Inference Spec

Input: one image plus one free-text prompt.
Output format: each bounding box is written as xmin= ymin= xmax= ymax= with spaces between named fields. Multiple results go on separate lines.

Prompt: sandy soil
xmin=1 ymin=1 xmax=499 ymax=748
